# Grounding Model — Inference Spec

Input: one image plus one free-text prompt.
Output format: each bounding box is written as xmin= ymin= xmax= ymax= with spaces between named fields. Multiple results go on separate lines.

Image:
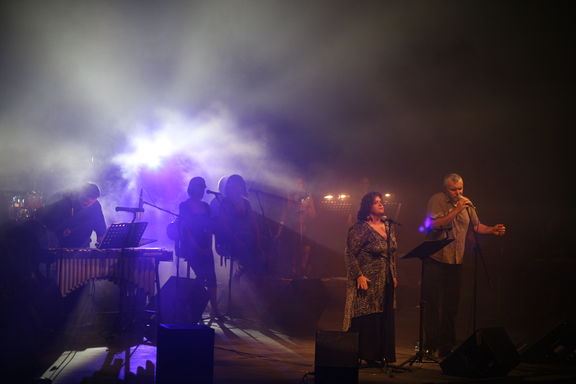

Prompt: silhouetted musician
xmin=37 ymin=183 xmax=106 ymax=248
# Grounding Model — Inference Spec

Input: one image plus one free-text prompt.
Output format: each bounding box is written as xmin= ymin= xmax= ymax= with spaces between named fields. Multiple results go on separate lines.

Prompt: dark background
xmin=1 ymin=0 xmax=574 ymax=345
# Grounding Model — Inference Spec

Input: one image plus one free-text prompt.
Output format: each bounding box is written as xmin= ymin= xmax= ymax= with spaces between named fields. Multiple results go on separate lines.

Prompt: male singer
xmin=423 ymin=173 xmax=505 ymax=358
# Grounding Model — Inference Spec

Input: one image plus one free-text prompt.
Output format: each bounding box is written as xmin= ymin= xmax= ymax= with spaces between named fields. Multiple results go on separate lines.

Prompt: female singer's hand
xmin=357 ymin=275 xmax=371 ymax=290
xmin=393 ymin=277 xmax=398 ymax=289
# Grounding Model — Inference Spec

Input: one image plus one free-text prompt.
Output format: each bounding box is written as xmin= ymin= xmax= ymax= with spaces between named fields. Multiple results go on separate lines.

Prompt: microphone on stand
xmin=206 ymin=189 xmax=222 ymax=196
xmin=115 ymin=206 xmax=144 ymax=213
xmin=116 ymin=189 xmax=145 ymax=213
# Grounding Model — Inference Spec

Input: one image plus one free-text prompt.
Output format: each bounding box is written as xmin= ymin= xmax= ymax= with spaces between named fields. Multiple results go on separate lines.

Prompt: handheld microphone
xmin=458 ymin=195 xmax=476 ymax=209
xmin=206 ymin=189 xmax=222 ymax=195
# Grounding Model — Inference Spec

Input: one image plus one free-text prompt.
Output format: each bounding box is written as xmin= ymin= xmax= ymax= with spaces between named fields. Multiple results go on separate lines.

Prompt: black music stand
xmin=98 ymin=222 xmax=147 ymax=346
xmin=98 ymin=222 xmax=148 ymax=249
xmin=398 ymin=238 xmax=454 ymax=368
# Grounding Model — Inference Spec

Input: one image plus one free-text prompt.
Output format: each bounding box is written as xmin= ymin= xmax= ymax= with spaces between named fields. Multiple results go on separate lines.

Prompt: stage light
xmin=384 ymin=193 xmax=392 ymax=198
xmin=320 ymin=192 xmax=353 ymax=215
xmin=423 ymin=217 xmax=433 ymax=230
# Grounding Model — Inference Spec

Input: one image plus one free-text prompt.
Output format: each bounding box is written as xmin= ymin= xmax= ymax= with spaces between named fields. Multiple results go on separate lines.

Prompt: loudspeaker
xmin=521 ymin=322 xmax=576 ymax=363
xmin=159 ymin=277 xmax=209 ymax=324
xmin=315 ymin=330 xmax=359 ymax=384
xmin=440 ymin=327 xmax=519 ymax=378
xmin=156 ymin=323 xmax=215 ymax=384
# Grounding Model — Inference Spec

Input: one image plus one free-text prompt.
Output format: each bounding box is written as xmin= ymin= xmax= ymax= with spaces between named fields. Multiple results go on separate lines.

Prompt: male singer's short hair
xmin=443 ymin=173 xmax=463 ymax=186
xmin=81 ymin=183 xmax=101 ymax=199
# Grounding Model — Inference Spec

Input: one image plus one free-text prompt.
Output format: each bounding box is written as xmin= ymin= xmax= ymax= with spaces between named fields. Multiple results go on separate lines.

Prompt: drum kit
xmin=6 ymin=190 xmax=44 ymax=222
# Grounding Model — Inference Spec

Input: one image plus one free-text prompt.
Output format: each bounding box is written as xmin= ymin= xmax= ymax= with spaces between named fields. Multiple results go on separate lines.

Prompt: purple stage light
xmin=421 ymin=217 xmax=433 ymax=232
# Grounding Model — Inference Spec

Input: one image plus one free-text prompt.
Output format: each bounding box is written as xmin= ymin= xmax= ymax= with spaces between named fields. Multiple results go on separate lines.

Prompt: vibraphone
xmin=47 ymin=248 xmax=172 ymax=297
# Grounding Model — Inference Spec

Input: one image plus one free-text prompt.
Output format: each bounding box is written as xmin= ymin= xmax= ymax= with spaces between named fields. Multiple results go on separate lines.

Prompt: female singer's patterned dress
xmin=343 ymin=220 xmax=398 ymax=362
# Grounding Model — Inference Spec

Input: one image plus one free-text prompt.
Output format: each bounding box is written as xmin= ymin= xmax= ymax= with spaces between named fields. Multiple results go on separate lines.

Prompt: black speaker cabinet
xmin=521 ymin=322 xmax=576 ymax=363
xmin=440 ymin=327 xmax=519 ymax=378
xmin=315 ymin=330 xmax=359 ymax=384
xmin=156 ymin=323 xmax=215 ymax=384
xmin=159 ymin=276 xmax=208 ymax=324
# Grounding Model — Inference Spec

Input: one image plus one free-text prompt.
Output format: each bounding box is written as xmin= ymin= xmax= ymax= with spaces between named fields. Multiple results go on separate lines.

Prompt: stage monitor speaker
xmin=315 ymin=330 xmax=359 ymax=384
xmin=440 ymin=327 xmax=519 ymax=378
xmin=156 ymin=323 xmax=215 ymax=384
xmin=521 ymin=322 xmax=576 ymax=363
xmin=159 ymin=276 xmax=208 ymax=324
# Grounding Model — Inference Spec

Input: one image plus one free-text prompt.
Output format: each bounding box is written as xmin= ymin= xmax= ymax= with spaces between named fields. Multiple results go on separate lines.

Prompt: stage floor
xmin=30 ymin=315 xmax=576 ymax=384
xmin=4 ymin=276 xmax=574 ymax=383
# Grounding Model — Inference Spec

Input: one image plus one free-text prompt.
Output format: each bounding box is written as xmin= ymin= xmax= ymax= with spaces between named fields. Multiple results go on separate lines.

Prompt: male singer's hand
xmin=456 ymin=197 xmax=473 ymax=210
xmin=357 ymin=275 xmax=371 ymax=290
xmin=492 ymin=224 xmax=506 ymax=236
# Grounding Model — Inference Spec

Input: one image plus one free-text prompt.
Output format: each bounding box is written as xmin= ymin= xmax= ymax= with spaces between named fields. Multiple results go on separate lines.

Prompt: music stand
xmin=398 ymin=238 xmax=454 ymax=367
xmin=96 ymin=222 xmax=148 ymax=345
xmin=98 ymin=222 xmax=148 ymax=249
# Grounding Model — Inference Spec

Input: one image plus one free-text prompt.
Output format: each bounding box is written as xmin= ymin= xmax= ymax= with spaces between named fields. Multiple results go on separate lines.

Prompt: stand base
xmin=398 ymin=350 xmax=438 ymax=368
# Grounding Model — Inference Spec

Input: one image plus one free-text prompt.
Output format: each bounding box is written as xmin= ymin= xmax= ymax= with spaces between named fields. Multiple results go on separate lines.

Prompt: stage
xmin=5 ymin=277 xmax=575 ymax=384
xmin=31 ymin=316 xmax=576 ymax=384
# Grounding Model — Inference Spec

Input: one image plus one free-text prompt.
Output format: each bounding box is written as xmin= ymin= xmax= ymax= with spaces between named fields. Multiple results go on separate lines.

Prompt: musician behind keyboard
xmin=36 ymin=182 xmax=106 ymax=248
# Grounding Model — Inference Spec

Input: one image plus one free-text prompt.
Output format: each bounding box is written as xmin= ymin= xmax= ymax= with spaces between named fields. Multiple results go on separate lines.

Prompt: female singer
xmin=343 ymin=191 xmax=398 ymax=366
xmin=179 ymin=177 xmax=220 ymax=316
xmin=216 ymin=174 xmax=263 ymax=277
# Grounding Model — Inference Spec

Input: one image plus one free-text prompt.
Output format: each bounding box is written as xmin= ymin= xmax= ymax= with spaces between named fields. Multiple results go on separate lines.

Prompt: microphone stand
xmin=141 ymin=200 xmax=179 ymax=218
xmin=382 ymin=219 xmax=410 ymax=373
xmin=468 ymin=207 xmax=492 ymax=334
xmin=138 ymin=199 xmax=180 ymax=325
xmin=209 ymin=193 xmax=235 ymax=317
xmin=111 ymin=207 xmax=143 ymax=346
xmin=253 ymin=189 xmax=277 ymax=275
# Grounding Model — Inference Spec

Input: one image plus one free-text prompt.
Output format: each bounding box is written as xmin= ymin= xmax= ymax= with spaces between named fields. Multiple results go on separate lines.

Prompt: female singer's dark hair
xmin=187 ymin=176 xmax=206 ymax=197
xmin=357 ymin=191 xmax=383 ymax=221
xmin=225 ymin=174 xmax=247 ymax=197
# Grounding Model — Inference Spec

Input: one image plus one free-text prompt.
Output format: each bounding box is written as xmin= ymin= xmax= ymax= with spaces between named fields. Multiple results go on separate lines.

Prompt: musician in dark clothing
xmin=216 ymin=174 xmax=263 ymax=277
xmin=0 ymin=220 xmax=65 ymax=381
xmin=179 ymin=177 xmax=220 ymax=316
xmin=210 ymin=176 xmax=229 ymax=261
xmin=37 ymin=183 xmax=106 ymax=248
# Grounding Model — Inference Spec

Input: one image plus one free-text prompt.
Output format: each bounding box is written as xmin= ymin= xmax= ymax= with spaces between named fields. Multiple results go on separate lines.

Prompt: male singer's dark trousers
xmin=421 ymin=258 xmax=463 ymax=354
